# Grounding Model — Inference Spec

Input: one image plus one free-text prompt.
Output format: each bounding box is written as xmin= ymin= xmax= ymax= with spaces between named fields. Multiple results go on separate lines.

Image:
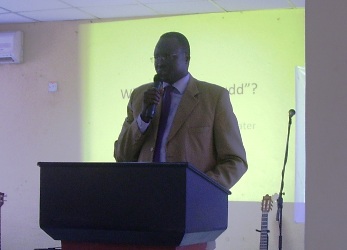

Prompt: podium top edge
xmin=37 ymin=162 xmax=231 ymax=195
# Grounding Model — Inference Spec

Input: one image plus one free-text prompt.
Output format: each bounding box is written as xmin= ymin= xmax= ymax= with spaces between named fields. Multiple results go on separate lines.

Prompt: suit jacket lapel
xmin=168 ymin=77 xmax=199 ymax=141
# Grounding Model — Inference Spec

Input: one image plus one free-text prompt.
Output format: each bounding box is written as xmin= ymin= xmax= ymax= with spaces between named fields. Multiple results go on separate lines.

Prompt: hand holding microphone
xmin=141 ymin=74 xmax=163 ymax=122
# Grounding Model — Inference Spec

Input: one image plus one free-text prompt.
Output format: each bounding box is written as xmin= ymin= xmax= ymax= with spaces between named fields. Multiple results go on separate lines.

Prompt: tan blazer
xmin=114 ymin=75 xmax=247 ymax=189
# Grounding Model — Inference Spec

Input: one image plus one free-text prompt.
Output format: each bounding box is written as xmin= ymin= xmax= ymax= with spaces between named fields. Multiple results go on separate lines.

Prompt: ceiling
xmin=0 ymin=0 xmax=304 ymax=24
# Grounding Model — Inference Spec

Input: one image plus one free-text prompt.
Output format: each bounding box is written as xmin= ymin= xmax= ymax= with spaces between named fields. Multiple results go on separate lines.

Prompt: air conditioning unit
xmin=0 ymin=31 xmax=23 ymax=64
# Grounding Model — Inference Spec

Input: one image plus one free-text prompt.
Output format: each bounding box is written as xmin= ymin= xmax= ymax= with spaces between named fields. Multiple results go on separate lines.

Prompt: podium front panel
xmin=38 ymin=162 xmax=229 ymax=246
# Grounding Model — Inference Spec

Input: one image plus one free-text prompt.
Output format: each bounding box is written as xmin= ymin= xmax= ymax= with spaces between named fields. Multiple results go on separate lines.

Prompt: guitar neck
xmin=259 ymin=212 xmax=269 ymax=250
xmin=0 ymin=192 xmax=4 ymax=250
xmin=259 ymin=194 xmax=272 ymax=250
xmin=0 ymin=211 xmax=1 ymax=250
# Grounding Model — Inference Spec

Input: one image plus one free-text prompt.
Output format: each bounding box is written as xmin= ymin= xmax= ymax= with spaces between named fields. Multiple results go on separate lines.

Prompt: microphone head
xmin=289 ymin=109 xmax=296 ymax=118
xmin=153 ymin=74 xmax=161 ymax=83
xmin=153 ymin=74 xmax=163 ymax=89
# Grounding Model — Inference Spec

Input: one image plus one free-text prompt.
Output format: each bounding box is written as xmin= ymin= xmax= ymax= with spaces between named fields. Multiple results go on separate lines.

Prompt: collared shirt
xmin=137 ymin=73 xmax=190 ymax=161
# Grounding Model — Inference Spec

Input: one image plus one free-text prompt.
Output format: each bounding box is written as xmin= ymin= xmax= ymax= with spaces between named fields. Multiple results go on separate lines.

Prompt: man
xmin=114 ymin=32 xmax=247 ymax=189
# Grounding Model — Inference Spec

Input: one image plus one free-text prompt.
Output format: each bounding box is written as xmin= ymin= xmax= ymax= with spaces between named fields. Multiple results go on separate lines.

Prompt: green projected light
xmin=80 ymin=9 xmax=305 ymax=201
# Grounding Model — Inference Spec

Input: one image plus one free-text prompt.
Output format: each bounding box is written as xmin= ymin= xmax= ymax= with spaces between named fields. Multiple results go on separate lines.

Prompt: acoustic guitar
xmin=0 ymin=192 xmax=5 ymax=250
xmin=258 ymin=194 xmax=273 ymax=250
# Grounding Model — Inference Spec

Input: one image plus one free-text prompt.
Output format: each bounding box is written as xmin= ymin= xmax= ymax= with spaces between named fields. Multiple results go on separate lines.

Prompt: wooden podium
xmin=38 ymin=162 xmax=230 ymax=250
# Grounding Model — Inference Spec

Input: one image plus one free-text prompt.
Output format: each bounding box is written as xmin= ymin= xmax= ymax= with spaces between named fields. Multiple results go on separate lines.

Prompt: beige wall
xmin=0 ymin=22 xmax=82 ymax=249
xmin=0 ymin=14 xmax=308 ymax=250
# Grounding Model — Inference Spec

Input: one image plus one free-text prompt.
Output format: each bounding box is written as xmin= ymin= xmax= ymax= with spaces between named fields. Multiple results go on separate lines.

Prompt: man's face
xmin=153 ymin=37 xmax=189 ymax=84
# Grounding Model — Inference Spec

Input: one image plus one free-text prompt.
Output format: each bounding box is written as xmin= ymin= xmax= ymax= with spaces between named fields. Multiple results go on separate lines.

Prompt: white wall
xmin=0 ymin=16 xmax=307 ymax=250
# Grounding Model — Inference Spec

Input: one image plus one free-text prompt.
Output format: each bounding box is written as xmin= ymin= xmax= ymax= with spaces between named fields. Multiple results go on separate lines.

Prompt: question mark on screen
xmin=252 ymin=83 xmax=257 ymax=94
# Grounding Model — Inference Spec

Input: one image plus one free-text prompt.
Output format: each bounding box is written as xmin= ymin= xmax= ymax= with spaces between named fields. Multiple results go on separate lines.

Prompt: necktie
xmin=153 ymin=85 xmax=174 ymax=162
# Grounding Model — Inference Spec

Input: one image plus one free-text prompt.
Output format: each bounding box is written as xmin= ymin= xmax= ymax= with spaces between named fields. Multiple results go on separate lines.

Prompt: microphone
xmin=276 ymin=108 xmax=296 ymax=249
xmin=144 ymin=74 xmax=163 ymax=119
xmin=289 ymin=109 xmax=296 ymax=118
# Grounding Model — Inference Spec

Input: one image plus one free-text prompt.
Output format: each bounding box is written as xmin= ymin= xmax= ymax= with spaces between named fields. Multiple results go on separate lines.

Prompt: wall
xmin=0 ymin=22 xmax=82 ymax=249
xmin=0 ymin=17 xmax=304 ymax=250
xmin=305 ymin=0 xmax=347 ymax=249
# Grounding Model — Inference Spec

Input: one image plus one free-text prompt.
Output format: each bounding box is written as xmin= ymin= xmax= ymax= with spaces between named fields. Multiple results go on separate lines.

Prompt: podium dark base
xmin=61 ymin=241 xmax=208 ymax=250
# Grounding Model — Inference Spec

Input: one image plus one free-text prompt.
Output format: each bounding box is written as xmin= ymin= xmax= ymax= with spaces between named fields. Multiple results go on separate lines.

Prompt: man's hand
xmin=140 ymin=87 xmax=163 ymax=122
